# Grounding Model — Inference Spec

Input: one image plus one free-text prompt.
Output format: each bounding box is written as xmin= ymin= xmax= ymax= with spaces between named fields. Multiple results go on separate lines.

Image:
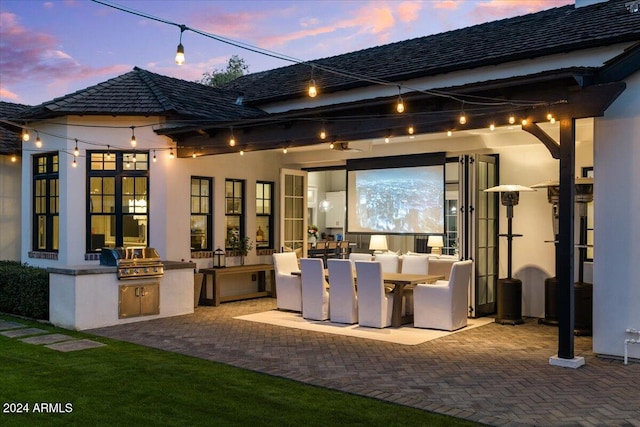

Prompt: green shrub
xmin=0 ymin=261 xmax=49 ymax=320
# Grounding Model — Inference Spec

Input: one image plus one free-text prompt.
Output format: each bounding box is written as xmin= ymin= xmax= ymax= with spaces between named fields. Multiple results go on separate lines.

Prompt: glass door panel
xmin=280 ymin=168 xmax=307 ymax=256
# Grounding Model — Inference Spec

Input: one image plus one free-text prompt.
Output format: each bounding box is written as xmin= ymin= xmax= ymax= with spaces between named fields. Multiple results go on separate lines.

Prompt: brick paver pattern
xmin=89 ymin=298 xmax=640 ymax=427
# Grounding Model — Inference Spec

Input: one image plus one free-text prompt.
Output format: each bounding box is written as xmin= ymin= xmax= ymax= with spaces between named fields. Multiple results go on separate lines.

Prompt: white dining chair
xmin=272 ymin=252 xmax=302 ymax=312
xmin=401 ymin=255 xmax=430 ymax=275
xmin=374 ymin=253 xmax=400 ymax=273
xmin=413 ymin=260 xmax=473 ymax=331
xmin=300 ymin=258 xmax=330 ymax=321
xmin=327 ymin=259 xmax=357 ymax=324
xmin=354 ymin=261 xmax=394 ymax=328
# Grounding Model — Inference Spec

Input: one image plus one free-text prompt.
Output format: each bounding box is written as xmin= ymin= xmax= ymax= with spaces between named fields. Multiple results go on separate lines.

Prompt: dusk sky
xmin=1 ymin=0 xmax=573 ymax=106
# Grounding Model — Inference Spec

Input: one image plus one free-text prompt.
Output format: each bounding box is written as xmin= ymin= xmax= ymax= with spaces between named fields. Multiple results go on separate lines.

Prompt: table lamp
xmin=484 ymin=184 xmax=535 ymax=325
xmin=369 ymin=235 xmax=388 ymax=254
xmin=427 ymin=235 xmax=444 ymax=255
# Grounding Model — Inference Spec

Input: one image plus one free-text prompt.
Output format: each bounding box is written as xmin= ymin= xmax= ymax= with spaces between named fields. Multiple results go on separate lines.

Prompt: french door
xmin=279 ymin=168 xmax=308 ymax=256
xmin=460 ymin=154 xmax=499 ymax=317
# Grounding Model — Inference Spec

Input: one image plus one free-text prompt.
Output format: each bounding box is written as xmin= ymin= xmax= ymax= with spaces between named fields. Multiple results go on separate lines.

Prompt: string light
xmin=130 ymin=126 xmax=137 ymax=147
xmin=319 ymin=127 xmax=326 ymax=140
xmin=282 ymin=147 xmax=288 ymax=154
xmin=11 ymin=153 xmax=17 ymax=162
xmin=35 ymin=132 xmax=42 ymax=148
xmin=192 ymin=151 xmax=197 ymax=158
xmin=521 ymin=119 xmax=528 ymax=126
xmin=229 ymin=128 xmax=236 ymax=147
xmin=239 ymin=150 xmax=244 ymax=156
xmin=132 ymin=152 xmax=137 ymax=162
xmin=72 ymin=156 xmax=77 ymax=167
xmin=22 ymin=128 xmax=30 ymax=142
xmin=508 ymin=114 xmax=516 ymax=125
xmin=107 ymin=145 xmax=112 ymax=159
xmin=550 ymin=117 xmax=556 ymax=124
xmin=407 ymin=125 xmax=415 ymax=135
xmin=396 ymin=86 xmax=405 ymax=113
xmin=175 ymin=25 xmax=186 ymax=65
xmin=459 ymin=112 xmax=467 ymax=125
xmin=447 ymin=130 xmax=453 ymax=137
xmin=490 ymin=123 xmax=495 ymax=131
xmin=73 ymin=139 xmax=79 ymax=157
xmin=153 ymin=150 xmax=157 ymax=162
xmin=329 ymin=142 xmax=334 ymax=149
xmin=169 ymin=148 xmax=175 ymax=159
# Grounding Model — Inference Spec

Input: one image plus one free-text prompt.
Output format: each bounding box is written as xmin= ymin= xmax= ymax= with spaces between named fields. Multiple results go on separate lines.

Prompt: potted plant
xmin=229 ymin=235 xmax=253 ymax=265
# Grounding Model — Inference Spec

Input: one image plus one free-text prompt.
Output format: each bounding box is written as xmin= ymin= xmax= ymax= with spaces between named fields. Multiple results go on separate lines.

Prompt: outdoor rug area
xmin=234 ymin=310 xmax=494 ymax=345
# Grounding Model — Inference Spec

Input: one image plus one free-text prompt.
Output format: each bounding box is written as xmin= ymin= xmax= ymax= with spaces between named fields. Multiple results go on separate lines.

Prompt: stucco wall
xmin=593 ymin=71 xmax=640 ymax=359
xmin=0 ymin=155 xmax=21 ymax=261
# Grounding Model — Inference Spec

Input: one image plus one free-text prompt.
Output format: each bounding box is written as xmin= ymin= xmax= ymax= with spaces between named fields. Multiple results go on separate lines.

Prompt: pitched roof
xmin=224 ymin=0 xmax=640 ymax=104
xmin=21 ymin=67 xmax=266 ymax=122
xmin=0 ymin=101 xmax=30 ymax=155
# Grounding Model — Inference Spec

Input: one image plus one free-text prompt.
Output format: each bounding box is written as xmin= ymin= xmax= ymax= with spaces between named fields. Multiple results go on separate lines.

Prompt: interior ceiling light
xmin=175 ymin=25 xmax=186 ymax=65
xmin=130 ymin=126 xmax=137 ymax=147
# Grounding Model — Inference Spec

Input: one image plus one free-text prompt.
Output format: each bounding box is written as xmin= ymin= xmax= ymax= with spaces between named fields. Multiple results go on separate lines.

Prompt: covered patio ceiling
xmin=158 ymin=68 xmax=626 ymax=158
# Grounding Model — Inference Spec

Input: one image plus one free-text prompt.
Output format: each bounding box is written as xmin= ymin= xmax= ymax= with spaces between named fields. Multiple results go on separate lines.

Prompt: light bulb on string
xmin=320 ymin=128 xmax=326 ymax=140
xmin=130 ymin=126 xmax=137 ymax=147
xmin=169 ymin=148 xmax=175 ymax=159
xmin=508 ymin=114 xmax=516 ymax=125
xmin=240 ymin=150 xmax=244 ymax=156
xmin=521 ymin=119 xmax=528 ymax=126
xmin=22 ymin=128 xmax=30 ymax=142
xmin=152 ymin=150 xmax=157 ymax=162
xmin=229 ymin=128 xmax=236 ymax=147
xmin=396 ymin=88 xmax=405 ymax=113
xmin=408 ymin=125 xmax=415 ymax=135
xmin=447 ymin=130 xmax=453 ymax=137
xmin=35 ymin=132 xmax=42 ymax=148
xmin=72 ymin=156 xmax=77 ymax=168
xmin=11 ymin=153 xmax=17 ymax=162
xmin=308 ymin=79 xmax=317 ymax=98
xmin=329 ymin=142 xmax=334 ymax=149
xmin=550 ymin=117 xmax=556 ymax=124
xmin=283 ymin=147 xmax=288 ymax=154
xmin=175 ymin=25 xmax=186 ymax=65
xmin=490 ymin=123 xmax=495 ymax=131
xmin=106 ymin=145 xmax=112 ymax=160
xmin=192 ymin=151 xmax=197 ymax=158
xmin=132 ymin=152 xmax=137 ymax=163
xmin=73 ymin=139 xmax=79 ymax=157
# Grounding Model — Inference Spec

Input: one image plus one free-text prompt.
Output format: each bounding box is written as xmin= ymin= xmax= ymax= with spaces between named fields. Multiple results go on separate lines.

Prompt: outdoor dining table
xmin=292 ymin=269 xmax=444 ymax=327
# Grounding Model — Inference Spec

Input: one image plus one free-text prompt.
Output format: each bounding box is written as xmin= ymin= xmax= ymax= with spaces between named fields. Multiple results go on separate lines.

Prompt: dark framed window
xmin=256 ymin=181 xmax=274 ymax=249
xmin=225 ymin=179 xmax=245 ymax=249
xmin=33 ymin=153 xmax=59 ymax=252
xmin=191 ymin=177 xmax=213 ymax=251
xmin=87 ymin=151 xmax=149 ymax=252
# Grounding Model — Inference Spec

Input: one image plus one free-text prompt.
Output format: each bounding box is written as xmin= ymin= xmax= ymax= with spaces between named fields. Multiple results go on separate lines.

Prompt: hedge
xmin=0 ymin=261 xmax=49 ymax=320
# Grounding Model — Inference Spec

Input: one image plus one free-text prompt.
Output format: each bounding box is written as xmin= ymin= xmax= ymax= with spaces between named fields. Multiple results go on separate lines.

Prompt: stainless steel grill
xmin=100 ymin=247 xmax=164 ymax=280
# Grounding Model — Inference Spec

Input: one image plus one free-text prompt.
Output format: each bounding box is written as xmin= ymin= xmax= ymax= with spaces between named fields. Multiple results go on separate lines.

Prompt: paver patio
xmin=89 ymin=298 xmax=640 ymax=427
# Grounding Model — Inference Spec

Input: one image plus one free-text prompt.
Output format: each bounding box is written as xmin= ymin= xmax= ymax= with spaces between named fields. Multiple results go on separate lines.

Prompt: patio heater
xmin=484 ymin=184 xmax=535 ymax=325
xmin=532 ymin=178 xmax=593 ymax=335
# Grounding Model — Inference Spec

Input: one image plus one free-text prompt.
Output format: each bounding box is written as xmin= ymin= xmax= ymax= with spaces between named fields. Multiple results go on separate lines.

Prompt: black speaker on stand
xmin=485 ymin=185 xmax=535 ymax=325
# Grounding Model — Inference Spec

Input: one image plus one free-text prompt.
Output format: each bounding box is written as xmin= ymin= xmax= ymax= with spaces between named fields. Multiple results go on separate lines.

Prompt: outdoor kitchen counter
xmin=49 ymin=261 xmax=196 ymax=331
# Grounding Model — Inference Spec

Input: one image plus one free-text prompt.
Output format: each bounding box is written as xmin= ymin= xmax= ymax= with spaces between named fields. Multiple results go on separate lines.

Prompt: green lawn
xmin=0 ymin=315 xmax=481 ymax=427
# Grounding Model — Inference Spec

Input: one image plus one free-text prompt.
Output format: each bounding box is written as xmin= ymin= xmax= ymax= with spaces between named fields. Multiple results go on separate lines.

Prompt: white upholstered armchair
xmin=327 ymin=259 xmax=358 ymax=324
xmin=355 ymin=261 xmax=394 ymax=328
xmin=272 ymin=252 xmax=302 ymax=312
xmin=413 ymin=260 xmax=473 ymax=331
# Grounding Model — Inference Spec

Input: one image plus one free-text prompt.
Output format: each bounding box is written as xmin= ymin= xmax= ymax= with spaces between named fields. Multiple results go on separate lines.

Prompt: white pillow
xmin=404 ymin=251 xmax=429 ymax=256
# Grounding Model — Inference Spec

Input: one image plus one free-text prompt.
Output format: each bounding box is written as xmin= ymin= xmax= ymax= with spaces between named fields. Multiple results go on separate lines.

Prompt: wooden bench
xmin=199 ymin=264 xmax=275 ymax=306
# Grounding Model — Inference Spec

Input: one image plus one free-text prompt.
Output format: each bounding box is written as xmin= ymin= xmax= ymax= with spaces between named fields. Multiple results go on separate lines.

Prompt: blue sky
xmin=0 ymin=0 xmax=572 ymax=105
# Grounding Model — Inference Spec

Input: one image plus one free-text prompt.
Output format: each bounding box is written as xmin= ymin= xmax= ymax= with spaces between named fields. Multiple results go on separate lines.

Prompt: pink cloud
xmin=397 ymin=2 xmax=423 ymax=23
xmin=0 ymin=87 xmax=19 ymax=101
xmin=435 ymin=1 xmax=461 ymax=10
xmin=468 ymin=0 xmax=574 ymax=24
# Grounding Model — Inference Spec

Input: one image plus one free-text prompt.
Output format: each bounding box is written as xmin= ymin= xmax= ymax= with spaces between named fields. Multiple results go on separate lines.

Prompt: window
xmin=191 ymin=177 xmax=212 ymax=251
xmin=33 ymin=153 xmax=59 ymax=251
xmin=87 ymin=151 xmax=149 ymax=251
xmin=225 ymin=179 xmax=245 ymax=249
xmin=256 ymin=181 xmax=274 ymax=249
